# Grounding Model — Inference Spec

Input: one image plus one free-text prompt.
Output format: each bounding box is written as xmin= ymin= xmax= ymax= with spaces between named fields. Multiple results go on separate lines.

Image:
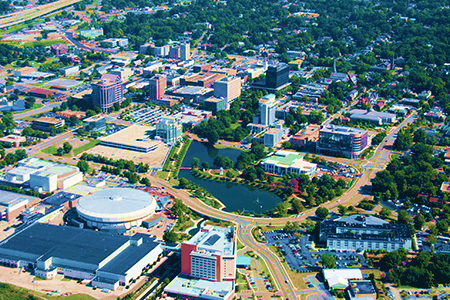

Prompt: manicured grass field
xmin=72 ymin=139 xmax=100 ymax=156
xmin=41 ymin=145 xmax=58 ymax=155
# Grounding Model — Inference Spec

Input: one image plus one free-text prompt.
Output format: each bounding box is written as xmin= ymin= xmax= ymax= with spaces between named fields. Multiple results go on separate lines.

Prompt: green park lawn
xmin=41 ymin=145 xmax=58 ymax=155
xmin=72 ymin=139 xmax=100 ymax=156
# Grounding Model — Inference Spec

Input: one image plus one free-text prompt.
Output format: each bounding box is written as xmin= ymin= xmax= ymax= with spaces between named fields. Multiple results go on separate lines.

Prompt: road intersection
xmin=150 ymin=112 xmax=417 ymax=299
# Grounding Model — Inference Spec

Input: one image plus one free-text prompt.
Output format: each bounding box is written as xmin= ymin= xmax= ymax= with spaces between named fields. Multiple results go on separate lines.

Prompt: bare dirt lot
xmin=86 ymin=144 xmax=170 ymax=168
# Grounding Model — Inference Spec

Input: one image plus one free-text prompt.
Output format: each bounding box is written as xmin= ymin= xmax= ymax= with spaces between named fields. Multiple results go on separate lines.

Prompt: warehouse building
xmin=319 ymin=215 xmax=412 ymax=251
xmin=0 ymin=190 xmax=41 ymax=221
xmin=0 ymin=223 xmax=162 ymax=290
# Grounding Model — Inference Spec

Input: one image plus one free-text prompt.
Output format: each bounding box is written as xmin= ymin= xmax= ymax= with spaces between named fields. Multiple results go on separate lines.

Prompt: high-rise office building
xmin=148 ymin=74 xmax=167 ymax=100
xmin=214 ymin=77 xmax=241 ymax=102
xmin=180 ymin=42 xmax=191 ymax=61
xmin=259 ymin=94 xmax=277 ymax=125
xmin=155 ymin=116 xmax=182 ymax=144
xmin=265 ymin=64 xmax=289 ymax=89
xmin=92 ymin=74 xmax=123 ymax=112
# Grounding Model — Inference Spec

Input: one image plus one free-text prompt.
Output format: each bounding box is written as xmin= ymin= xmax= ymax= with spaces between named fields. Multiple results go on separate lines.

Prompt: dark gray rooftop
xmin=98 ymin=233 xmax=160 ymax=275
xmin=0 ymin=223 xmax=129 ymax=267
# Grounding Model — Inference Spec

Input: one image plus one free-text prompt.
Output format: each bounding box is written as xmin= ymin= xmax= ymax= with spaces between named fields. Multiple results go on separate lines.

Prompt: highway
xmin=0 ymin=0 xmax=81 ymax=29
xmin=149 ymin=112 xmax=417 ymax=299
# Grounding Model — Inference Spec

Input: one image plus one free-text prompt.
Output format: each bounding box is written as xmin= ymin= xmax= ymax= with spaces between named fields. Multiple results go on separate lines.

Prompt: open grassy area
xmin=19 ymin=116 xmax=36 ymax=121
xmin=73 ymin=139 xmax=100 ymax=156
xmin=0 ymin=282 xmax=97 ymax=300
xmin=12 ymin=103 xmax=44 ymax=115
xmin=41 ymin=145 xmax=58 ymax=155
xmin=155 ymin=170 xmax=170 ymax=180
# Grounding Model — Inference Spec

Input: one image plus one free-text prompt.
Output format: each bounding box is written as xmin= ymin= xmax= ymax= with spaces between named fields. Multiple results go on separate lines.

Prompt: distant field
xmin=0 ymin=282 xmax=97 ymax=300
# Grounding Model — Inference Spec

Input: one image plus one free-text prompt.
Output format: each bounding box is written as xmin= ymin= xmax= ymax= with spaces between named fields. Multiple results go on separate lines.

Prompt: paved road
xmin=149 ymin=112 xmax=417 ymax=299
xmin=13 ymin=102 xmax=62 ymax=120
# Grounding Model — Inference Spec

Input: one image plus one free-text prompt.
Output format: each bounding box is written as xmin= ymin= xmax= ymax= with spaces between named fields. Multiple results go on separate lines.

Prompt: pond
xmin=179 ymin=141 xmax=282 ymax=214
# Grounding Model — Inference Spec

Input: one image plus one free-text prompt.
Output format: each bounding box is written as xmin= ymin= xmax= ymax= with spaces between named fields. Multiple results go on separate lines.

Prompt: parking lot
xmin=125 ymin=107 xmax=166 ymax=125
xmin=262 ymin=229 xmax=369 ymax=272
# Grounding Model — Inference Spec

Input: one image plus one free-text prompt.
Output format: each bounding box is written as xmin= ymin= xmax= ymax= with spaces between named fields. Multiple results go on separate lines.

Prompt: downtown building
xmin=319 ymin=215 xmax=412 ymax=251
xmin=180 ymin=42 xmax=191 ymax=61
xmin=92 ymin=74 xmax=124 ymax=112
xmin=316 ymin=125 xmax=370 ymax=159
xmin=155 ymin=116 xmax=182 ymax=144
xmin=252 ymin=64 xmax=290 ymax=92
xmin=213 ymin=77 xmax=241 ymax=102
xmin=148 ymin=74 xmax=167 ymax=100
xmin=164 ymin=225 xmax=236 ymax=300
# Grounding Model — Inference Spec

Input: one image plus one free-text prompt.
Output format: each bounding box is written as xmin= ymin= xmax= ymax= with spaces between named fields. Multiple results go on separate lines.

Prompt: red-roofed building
xmin=51 ymin=43 xmax=68 ymax=56
xmin=23 ymin=87 xmax=56 ymax=99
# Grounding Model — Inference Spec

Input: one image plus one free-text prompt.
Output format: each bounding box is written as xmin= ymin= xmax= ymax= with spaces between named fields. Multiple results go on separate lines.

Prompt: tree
xmin=191 ymin=157 xmax=200 ymax=168
xmin=398 ymin=210 xmax=411 ymax=224
xmin=68 ymin=115 xmax=80 ymax=126
xmin=24 ymin=96 xmax=36 ymax=109
xmin=63 ymin=142 xmax=73 ymax=154
xmin=321 ymin=254 xmax=336 ymax=269
xmin=195 ymin=187 xmax=203 ymax=198
xmin=436 ymin=220 xmax=449 ymax=234
xmin=338 ymin=205 xmax=347 ymax=215
xmin=201 ymin=161 xmax=210 ymax=170
xmin=414 ymin=214 xmax=426 ymax=230
xmin=379 ymin=207 xmax=391 ymax=219
xmin=163 ymin=231 xmax=179 ymax=243
xmin=77 ymin=160 xmax=89 ymax=173
xmin=178 ymin=178 xmax=190 ymax=189
xmin=315 ymin=207 xmax=329 ymax=221
xmin=56 ymin=147 xmax=65 ymax=156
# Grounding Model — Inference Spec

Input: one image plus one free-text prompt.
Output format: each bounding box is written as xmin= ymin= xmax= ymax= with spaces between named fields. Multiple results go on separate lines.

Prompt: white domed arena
xmin=76 ymin=188 xmax=156 ymax=231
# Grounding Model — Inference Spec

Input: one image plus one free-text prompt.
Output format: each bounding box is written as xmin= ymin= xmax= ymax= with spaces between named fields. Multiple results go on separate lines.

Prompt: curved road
xmin=150 ymin=112 xmax=417 ymax=299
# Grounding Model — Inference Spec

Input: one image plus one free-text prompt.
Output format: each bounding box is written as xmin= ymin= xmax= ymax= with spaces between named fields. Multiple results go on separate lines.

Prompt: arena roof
xmin=76 ymin=188 xmax=156 ymax=223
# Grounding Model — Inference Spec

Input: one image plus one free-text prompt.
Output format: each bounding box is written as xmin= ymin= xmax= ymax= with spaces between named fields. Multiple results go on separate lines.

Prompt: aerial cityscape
xmin=0 ymin=0 xmax=449 ymax=299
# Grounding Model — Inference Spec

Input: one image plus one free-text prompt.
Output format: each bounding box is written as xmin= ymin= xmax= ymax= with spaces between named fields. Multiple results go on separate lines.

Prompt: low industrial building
xmin=0 ymin=223 xmax=162 ymax=290
xmin=31 ymin=117 xmax=65 ymax=132
xmin=0 ymin=158 xmax=83 ymax=192
xmin=0 ymin=134 xmax=27 ymax=147
xmin=319 ymin=215 xmax=412 ymax=251
xmin=204 ymin=96 xmax=227 ymax=115
xmin=347 ymin=109 xmax=397 ymax=125
xmin=82 ymin=115 xmax=106 ymax=132
xmin=347 ymin=280 xmax=377 ymax=300
xmin=260 ymin=150 xmax=317 ymax=175
xmin=76 ymin=188 xmax=157 ymax=231
xmin=263 ymin=128 xmax=284 ymax=147
xmin=165 ymin=225 xmax=236 ymax=300
xmin=59 ymin=66 xmax=79 ymax=76
xmin=322 ymin=269 xmax=363 ymax=290
xmin=99 ymin=124 xmax=160 ymax=153
xmin=173 ymin=108 xmax=212 ymax=128
xmin=289 ymin=124 xmax=320 ymax=147
xmin=0 ymin=190 xmax=41 ymax=221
